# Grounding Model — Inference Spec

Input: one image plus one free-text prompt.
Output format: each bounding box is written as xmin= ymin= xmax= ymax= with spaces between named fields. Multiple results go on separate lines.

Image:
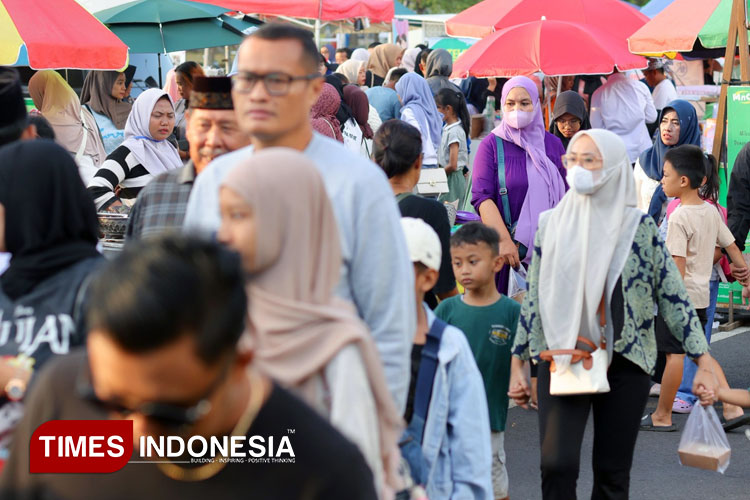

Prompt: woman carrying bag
xmin=508 ymin=129 xmax=720 ymax=500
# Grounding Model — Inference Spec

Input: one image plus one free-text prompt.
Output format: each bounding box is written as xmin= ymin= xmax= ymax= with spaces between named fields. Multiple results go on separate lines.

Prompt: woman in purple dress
xmin=472 ymin=76 xmax=568 ymax=294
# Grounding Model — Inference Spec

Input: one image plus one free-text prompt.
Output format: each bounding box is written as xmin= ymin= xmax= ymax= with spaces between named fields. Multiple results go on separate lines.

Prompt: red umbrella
xmin=445 ymin=0 xmax=648 ymax=41
xmin=1 ymin=0 xmax=128 ymax=69
xmin=451 ymin=19 xmax=648 ymax=78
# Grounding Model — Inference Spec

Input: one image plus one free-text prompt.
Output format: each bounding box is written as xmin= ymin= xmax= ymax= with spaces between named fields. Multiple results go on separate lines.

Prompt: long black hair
xmin=435 ymin=88 xmax=470 ymax=138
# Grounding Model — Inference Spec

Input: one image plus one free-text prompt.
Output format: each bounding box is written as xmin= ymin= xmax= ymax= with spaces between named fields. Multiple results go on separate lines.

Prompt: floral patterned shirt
xmin=512 ymin=214 xmax=709 ymax=375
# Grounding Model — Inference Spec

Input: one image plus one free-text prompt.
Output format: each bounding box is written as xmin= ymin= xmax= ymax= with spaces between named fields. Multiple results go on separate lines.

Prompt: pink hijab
xmin=221 ymin=148 xmax=401 ymax=484
xmin=311 ymin=83 xmax=343 ymax=142
xmin=492 ymin=76 xmax=566 ymax=259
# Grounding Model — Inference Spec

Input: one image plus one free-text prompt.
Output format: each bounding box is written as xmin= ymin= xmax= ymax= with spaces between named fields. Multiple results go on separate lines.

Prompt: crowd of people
xmin=0 ymin=20 xmax=749 ymax=500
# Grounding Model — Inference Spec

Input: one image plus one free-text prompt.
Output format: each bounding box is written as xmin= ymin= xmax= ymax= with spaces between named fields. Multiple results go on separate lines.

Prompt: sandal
xmin=649 ymin=383 xmax=661 ymax=397
xmin=639 ymin=413 xmax=676 ymax=432
xmin=672 ymin=397 xmax=693 ymax=414
xmin=720 ymin=414 xmax=750 ymax=431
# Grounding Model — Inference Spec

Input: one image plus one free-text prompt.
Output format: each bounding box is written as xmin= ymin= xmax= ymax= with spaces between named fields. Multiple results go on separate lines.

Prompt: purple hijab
xmin=395 ymin=73 xmax=442 ymax=152
xmin=492 ymin=76 xmax=566 ymax=259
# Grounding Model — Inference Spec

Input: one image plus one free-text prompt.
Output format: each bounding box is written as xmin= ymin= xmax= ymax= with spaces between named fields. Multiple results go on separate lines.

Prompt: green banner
xmin=722 ymin=86 xmax=750 ymax=205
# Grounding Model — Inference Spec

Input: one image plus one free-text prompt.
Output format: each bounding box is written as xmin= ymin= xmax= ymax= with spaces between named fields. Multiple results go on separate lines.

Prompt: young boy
xmin=435 ymin=222 xmax=520 ymax=500
xmin=400 ymin=217 xmax=493 ymax=499
xmin=646 ymin=145 xmax=750 ymax=431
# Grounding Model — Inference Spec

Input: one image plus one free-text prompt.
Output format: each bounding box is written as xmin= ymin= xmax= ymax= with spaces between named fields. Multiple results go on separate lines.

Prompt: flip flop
xmin=639 ymin=413 xmax=677 ymax=432
xmin=721 ymin=414 xmax=750 ymax=431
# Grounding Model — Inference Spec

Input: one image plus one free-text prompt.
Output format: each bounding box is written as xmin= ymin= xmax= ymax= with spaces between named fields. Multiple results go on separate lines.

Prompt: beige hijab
xmin=28 ymin=71 xmax=107 ymax=166
xmin=336 ymin=59 xmax=364 ymax=86
xmin=368 ymin=44 xmax=404 ymax=79
xmin=221 ymin=148 xmax=402 ymax=480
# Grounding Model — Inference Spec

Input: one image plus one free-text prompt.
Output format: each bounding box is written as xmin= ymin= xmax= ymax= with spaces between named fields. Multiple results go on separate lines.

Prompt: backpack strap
xmin=412 ymin=317 xmax=447 ymax=443
xmin=495 ymin=135 xmax=513 ymax=232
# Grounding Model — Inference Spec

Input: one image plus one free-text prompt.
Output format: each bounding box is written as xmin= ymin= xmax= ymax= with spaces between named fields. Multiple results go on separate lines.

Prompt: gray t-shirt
xmin=438 ymin=121 xmax=468 ymax=170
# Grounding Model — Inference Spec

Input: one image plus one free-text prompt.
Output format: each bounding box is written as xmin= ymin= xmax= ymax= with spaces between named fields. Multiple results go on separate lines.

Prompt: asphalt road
xmin=504 ymin=328 xmax=750 ymax=500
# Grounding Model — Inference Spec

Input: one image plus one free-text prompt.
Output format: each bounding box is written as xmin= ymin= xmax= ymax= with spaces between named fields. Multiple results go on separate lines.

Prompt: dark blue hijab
xmin=640 ymin=100 xmax=701 ymax=220
xmin=639 ymin=99 xmax=701 ymax=181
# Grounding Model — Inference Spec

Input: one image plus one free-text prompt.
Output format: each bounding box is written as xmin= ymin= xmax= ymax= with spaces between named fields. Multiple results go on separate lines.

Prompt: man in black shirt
xmin=0 ymin=237 xmax=376 ymax=500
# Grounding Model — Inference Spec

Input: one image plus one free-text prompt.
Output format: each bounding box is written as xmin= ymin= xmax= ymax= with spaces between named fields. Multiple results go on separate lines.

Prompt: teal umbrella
xmin=93 ymin=0 xmax=260 ymax=53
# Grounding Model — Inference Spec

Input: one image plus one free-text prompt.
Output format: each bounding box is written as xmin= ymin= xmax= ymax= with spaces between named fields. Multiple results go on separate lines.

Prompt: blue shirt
xmin=365 ymin=86 xmax=402 ymax=122
xmin=89 ymin=109 xmax=124 ymax=155
xmin=183 ymin=133 xmax=416 ymax=412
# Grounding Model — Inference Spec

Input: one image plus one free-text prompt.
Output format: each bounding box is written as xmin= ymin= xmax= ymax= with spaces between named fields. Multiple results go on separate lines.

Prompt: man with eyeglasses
xmin=0 ymin=236 xmax=376 ymax=499
xmin=183 ymin=23 xmax=415 ymax=414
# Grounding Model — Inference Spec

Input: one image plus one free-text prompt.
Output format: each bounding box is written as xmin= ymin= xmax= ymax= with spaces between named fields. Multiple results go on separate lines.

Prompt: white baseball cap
xmin=401 ymin=217 xmax=442 ymax=271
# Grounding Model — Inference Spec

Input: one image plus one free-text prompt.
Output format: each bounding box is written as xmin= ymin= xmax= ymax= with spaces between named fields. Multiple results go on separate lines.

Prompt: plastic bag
xmin=677 ymin=404 xmax=731 ymax=473
xmin=508 ymin=266 xmax=527 ymax=304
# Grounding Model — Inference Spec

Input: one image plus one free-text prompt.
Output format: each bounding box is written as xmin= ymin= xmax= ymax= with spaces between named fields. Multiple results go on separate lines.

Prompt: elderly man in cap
xmin=127 ymin=76 xmax=251 ymax=239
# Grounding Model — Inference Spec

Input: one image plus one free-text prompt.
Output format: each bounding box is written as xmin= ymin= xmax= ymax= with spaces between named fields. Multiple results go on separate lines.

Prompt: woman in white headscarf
xmin=335 ymin=59 xmax=366 ymax=87
xmin=28 ymin=70 xmax=107 ymax=184
xmin=87 ymin=89 xmax=181 ymax=212
xmin=508 ymin=129 xmax=720 ymax=500
xmin=351 ymin=48 xmax=370 ymax=64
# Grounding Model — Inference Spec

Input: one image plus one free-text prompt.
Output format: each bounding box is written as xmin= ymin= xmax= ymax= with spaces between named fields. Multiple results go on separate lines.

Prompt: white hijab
xmin=538 ymin=129 xmax=642 ymax=371
xmin=120 ymin=88 xmax=182 ymax=175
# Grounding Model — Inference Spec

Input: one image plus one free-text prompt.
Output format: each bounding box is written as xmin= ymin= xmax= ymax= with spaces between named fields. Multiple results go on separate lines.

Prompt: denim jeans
xmin=676 ymin=279 xmax=719 ymax=404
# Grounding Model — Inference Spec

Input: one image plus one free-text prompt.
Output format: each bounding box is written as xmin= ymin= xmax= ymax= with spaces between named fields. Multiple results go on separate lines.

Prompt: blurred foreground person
xmin=0 ymin=141 xmax=102 ymax=465
xmin=184 ymin=23 xmax=414 ymax=413
xmin=218 ymin=149 xmax=402 ymax=496
xmin=0 ymin=237 xmax=376 ymax=499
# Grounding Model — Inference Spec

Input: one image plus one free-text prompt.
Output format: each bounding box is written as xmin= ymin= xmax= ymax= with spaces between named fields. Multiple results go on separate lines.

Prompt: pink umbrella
xmin=451 ymin=18 xmax=648 ymax=78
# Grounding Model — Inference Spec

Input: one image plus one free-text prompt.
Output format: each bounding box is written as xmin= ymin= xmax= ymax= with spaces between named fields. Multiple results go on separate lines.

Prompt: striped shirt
xmin=87 ymin=145 xmax=153 ymax=210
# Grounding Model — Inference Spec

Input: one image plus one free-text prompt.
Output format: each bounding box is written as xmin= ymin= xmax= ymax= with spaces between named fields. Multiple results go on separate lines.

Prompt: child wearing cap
xmin=435 ymin=222 xmax=520 ymax=500
xmin=399 ymin=217 xmax=493 ymax=499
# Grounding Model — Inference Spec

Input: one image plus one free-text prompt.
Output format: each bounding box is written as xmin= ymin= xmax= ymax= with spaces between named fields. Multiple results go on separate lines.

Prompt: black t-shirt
xmin=397 ymin=194 xmax=456 ymax=298
xmin=0 ymin=351 xmax=377 ymax=500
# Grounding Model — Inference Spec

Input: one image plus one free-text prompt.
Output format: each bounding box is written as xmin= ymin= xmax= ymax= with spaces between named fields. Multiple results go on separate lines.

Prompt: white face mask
xmin=568 ymin=165 xmax=604 ymax=195
xmin=503 ymin=110 xmax=534 ymax=129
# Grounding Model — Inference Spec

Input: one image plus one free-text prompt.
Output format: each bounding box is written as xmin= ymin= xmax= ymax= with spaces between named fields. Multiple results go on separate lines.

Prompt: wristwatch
xmin=5 ymin=377 xmax=26 ymax=402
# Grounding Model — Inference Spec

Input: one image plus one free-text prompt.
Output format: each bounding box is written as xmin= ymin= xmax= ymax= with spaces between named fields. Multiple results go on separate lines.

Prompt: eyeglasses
xmin=557 ymin=118 xmax=581 ymax=128
xmin=77 ymin=355 xmax=234 ymax=429
xmin=562 ymin=154 xmax=603 ymax=169
xmin=231 ymin=71 xmax=321 ymax=96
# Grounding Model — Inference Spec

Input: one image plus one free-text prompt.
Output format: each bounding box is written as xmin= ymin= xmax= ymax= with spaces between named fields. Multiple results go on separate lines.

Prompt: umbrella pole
xmin=158 ymin=55 xmax=163 ymax=88
xmin=712 ymin=0 xmax=749 ymax=163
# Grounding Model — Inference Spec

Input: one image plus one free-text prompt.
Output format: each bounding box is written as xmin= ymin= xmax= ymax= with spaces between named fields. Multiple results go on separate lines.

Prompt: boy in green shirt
xmin=435 ymin=222 xmax=520 ymax=500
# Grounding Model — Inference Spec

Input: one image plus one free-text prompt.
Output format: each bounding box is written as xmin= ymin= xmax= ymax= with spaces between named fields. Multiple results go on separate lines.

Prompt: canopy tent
xmin=1 ymin=0 xmax=128 ymax=69
xmin=445 ymin=0 xmax=648 ymax=41
xmin=194 ymin=0 xmax=394 ymax=45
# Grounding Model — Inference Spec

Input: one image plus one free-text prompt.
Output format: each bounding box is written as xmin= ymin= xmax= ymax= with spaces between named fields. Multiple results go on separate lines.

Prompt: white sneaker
xmin=649 ymin=383 xmax=661 ymax=397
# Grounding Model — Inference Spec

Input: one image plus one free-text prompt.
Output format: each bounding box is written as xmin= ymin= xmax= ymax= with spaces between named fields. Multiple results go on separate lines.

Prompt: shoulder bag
xmin=539 ymin=296 xmax=610 ymax=395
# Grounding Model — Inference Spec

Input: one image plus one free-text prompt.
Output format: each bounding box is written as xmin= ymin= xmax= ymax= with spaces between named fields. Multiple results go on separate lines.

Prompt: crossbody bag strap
xmin=495 ymin=135 xmax=513 ymax=232
xmin=413 ymin=317 xmax=447 ymax=443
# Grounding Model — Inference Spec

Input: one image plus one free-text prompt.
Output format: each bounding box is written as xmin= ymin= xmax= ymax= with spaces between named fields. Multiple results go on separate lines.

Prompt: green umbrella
xmin=93 ymin=0 xmax=260 ymax=54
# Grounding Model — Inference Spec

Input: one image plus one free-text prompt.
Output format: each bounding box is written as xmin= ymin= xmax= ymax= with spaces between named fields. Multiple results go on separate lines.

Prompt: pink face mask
xmin=504 ymin=110 xmax=535 ymax=129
